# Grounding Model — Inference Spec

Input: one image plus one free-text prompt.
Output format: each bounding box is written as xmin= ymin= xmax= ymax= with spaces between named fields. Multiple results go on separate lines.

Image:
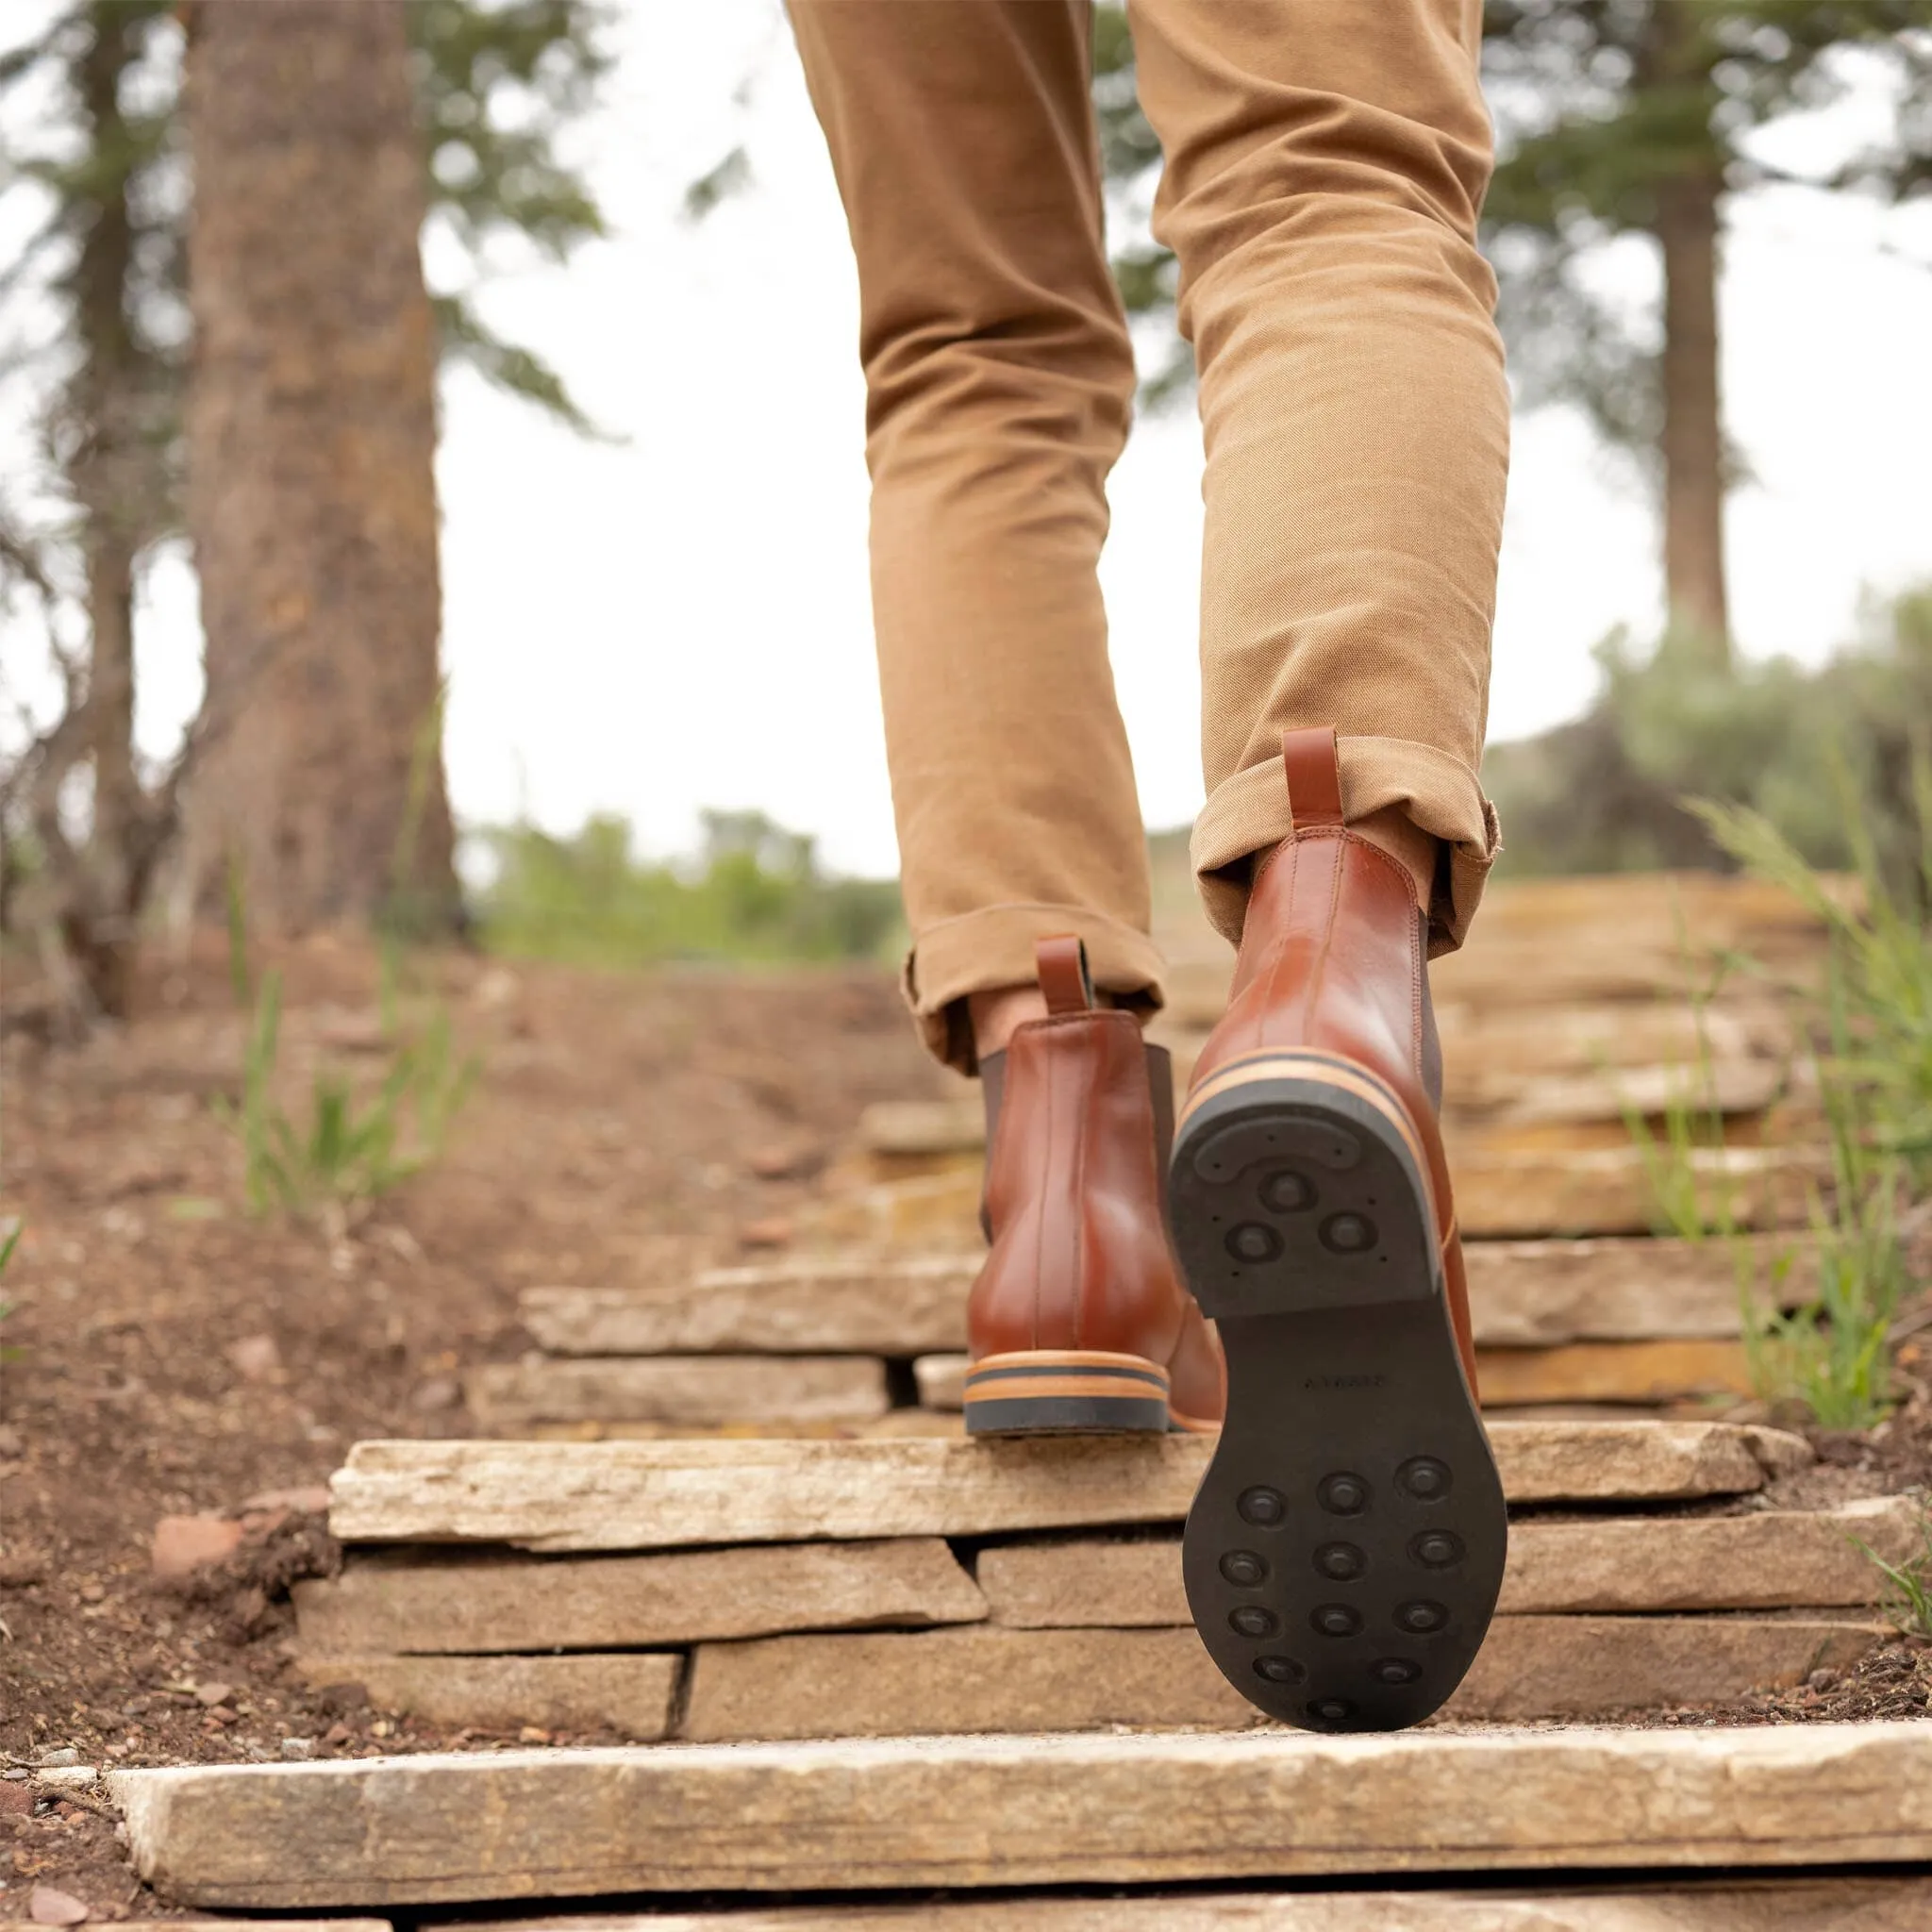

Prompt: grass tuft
xmin=213 ymin=968 xmax=478 ymax=1234
xmin=1852 ymin=1509 xmax=1932 ymax=1641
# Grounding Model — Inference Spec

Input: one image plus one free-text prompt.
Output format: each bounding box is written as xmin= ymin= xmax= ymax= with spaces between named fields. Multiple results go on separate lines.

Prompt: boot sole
xmin=962 ymin=1350 xmax=1171 ymax=1437
xmin=1168 ymin=1051 xmax=1506 ymax=1733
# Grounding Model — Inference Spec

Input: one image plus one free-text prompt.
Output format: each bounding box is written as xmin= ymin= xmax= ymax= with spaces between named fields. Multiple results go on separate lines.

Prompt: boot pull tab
xmin=1036 ymin=935 xmax=1094 ymax=1015
xmin=1283 ymin=726 xmax=1344 ymax=830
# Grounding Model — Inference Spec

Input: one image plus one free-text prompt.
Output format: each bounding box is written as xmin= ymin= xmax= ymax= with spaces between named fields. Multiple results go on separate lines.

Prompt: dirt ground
xmin=3 ymin=933 xmax=1930 ymax=1918
xmin=1 ymin=934 xmax=945 ymax=1914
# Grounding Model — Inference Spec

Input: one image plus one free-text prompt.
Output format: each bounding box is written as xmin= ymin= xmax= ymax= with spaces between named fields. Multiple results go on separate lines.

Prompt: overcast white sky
xmin=51 ymin=5 xmax=1932 ymax=875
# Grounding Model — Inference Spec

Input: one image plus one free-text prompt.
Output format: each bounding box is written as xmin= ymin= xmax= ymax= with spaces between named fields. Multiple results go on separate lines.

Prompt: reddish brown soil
xmin=1 ymin=934 xmax=940 ymax=1914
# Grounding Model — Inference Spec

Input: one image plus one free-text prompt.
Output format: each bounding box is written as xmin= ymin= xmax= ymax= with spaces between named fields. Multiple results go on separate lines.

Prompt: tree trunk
xmin=1656 ymin=170 xmax=1730 ymax=660
xmin=181 ymin=0 xmax=458 ymax=938
xmin=67 ymin=5 xmax=146 ymax=1014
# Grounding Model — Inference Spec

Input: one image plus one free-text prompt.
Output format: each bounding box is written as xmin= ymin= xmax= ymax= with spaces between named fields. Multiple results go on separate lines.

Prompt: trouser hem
xmin=1190 ymin=735 xmax=1500 ymax=958
xmin=903 ymin=902 xmax=1168 ymax=1074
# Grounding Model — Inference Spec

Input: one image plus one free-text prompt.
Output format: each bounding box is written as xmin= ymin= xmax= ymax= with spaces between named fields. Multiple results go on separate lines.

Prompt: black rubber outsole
xmin=1168 ymin=1062 xmax=1507 ymax=1734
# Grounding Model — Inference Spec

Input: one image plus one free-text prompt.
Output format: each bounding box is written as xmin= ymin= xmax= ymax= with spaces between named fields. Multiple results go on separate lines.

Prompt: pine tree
xmin=1484 ymin=0 xmax=1932 ymax=661
xmin=0 ymin=0 xmax=609 ymax=1003
xmin=1087 ymin=1 xmax=1932 ymax=663
xmin=0 ymin=2 xmax=188 ymax=1016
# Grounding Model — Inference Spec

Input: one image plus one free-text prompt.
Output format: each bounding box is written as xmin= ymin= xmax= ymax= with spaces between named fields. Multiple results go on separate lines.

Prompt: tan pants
xmin=791 ymin=0 xmax=1508 ymax=1070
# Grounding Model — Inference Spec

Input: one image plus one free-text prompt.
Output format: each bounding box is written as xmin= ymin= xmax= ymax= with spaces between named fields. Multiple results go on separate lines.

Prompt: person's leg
xmin=1127 ymin=0 xmax=1508 ymax=950
xmin=1126 ymin=0 xmax=1510 ymax=1732
xmin=788 ymin=0 xmax=1161 ymax=1074
xmin=791 ymin=1 xmax=1225 ymax=1433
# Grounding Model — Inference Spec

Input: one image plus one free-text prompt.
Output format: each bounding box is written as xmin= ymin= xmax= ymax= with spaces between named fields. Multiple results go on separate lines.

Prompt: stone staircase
xmin=471 ymin=874 xmax=1838 ymax=1438
xmin=96 ymin=872 xmax=1932 ymax=1926
xmin=103 ymin=1413 xmax=1932 ymax=1921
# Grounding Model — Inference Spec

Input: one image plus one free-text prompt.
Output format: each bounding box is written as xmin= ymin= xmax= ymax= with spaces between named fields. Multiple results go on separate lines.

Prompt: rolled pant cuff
xmin=902 ymin=902 xmax=1169 ymax=1074
xmin=1190 ymin=734 xmax=1500 ymax=958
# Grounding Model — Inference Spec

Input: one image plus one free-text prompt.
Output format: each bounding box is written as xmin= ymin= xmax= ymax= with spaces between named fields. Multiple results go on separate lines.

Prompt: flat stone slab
xmin=296 ymin=1653 xmax=678 ymax=1739
xmin=680 ymin=1618 xmax=1881 ymax=1739
xmin=861 ymin=1059 xmax=1788 ymax=1149
xmin=683 ymin=1625 xmax=1249 ymax=1740
xmin=525 ymin=1237 xmax=1802 ymax=1366
xmin=459 ymin=1877 xmax=1932 ymax=1929
xmin=294 ymin=1539 xmax=986 ymax=1655
xmin=977 ymin=1499 xmax=1920 ymax=1626
xmin=1425 ymin=873 xmax=1839 ymax=1008
xmin=1452 ymin=1616 xmax=1882 ymax=1722
xmin=465 ymin=1356 xmax=890 ymax=1428
xmin=1460 ymin=1237 xmax=1798 ymax=1345
xmin=326 ymin=1424 xmax=1810 ymax=1551
xmin=109 ymin=1721 xmax=1932 ymax=1906
xmin=807 ymin=1147 xmax=1811 ymax=1247
xmin=1473 ymin=1339 xmax=1754 ymax=1407
xmin=523 ymin=1259 xmax=975 ymax=1357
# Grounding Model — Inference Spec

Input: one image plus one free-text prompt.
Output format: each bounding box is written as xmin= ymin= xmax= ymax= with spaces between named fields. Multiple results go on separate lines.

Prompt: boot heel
xmin=1170 ymin=1053 xmax=1441 ymax=1323
xmin=1168 ymin=1049 xmax=1506 ymax=1733
xmin=962 ymin=1350 xmax=1171 ymax=1437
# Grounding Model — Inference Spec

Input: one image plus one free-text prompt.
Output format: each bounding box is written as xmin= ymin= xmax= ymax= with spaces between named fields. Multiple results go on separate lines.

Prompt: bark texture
xmin=1657 ymin=167 xmax=1729 ymax=658
xmin=182 ymin=0 xmax=457 ymax=934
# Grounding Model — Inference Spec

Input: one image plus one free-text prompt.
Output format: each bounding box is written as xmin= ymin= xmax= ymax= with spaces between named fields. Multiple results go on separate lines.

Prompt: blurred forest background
xmin=0 ymin=0 xmax=1929 ymax=1027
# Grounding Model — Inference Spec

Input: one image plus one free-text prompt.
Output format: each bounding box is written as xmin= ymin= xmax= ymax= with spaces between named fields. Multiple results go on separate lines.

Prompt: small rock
xmin=76 ymin=1582 xmax=104 ymax=1604
xmin=322 ymin=1723 xmax=353 ymax=1745
xmin=738 ymin=1216 xmax=794 ymax=1251
xmin=27 ymin=1885 xmax=90 ymax=1926
xmin=34 ymin=1767 xmax=97 ymax=1791
xmin=0 ymin=1783 xmax=32 ymax=1817
xmin=317 ymin=1681 xmax=369 ymax=1716
xmin=0 ymin=1553 xmax=49 ymax=1587
xmin=206 ymin=1706 xmax=240 ymax=1725
xmin=192 ymin=1681 xmax=236 ymax=1708
xmin=316 ymin=1011 xmax=389 ymax=1053
xmin=0 ymin=1423 xmax=25 ymax=1458
xmin=152 ymin=1514 xmax=245 ymax=1579
xmin=235 ymin=1484 xmax=331 ymax=1517
xmin=225 ymin=1334 xmax=283 ymax=1384
xmin=35 ymin=1747 xmax=79 ymax=1768
xmin=472 ymin=965 xmax=521 ymax=1009
xmin=745 ymin=1142 xmax=821 ymax=1182
xmin=410 ymin=1374 xmax=461 ymax=1413
xmin=1807 ymin=1667 xmax=1840 ymax=1691
xmin=279 ymin=1737 xmax=315 ymax=1760
xmin=517 ymin=1725 xmax=551 ymax=1745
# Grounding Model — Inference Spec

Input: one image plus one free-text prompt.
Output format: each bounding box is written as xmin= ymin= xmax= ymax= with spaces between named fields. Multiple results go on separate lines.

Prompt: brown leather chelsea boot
xmin=1167 ymin=727 xmax=1505 ymax=1734
xmin=963 ymin=936 xmax=1224 ymax=1437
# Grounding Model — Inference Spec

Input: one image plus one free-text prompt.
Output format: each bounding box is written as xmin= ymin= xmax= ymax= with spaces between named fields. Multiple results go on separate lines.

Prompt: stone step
xmin=858 ymin=1045 xmax=1793 ymax=1156
xmin=292 ymin=1500 xmax=1914 ymax=1663
xmin=109 ymin=1720 xmax=1932 ymax=1907
xmin=520 ymin=1236 xmax=1805 ymax=1360
xmin=325 ymin=1424 xmax=1812 ymax=1552
xmin=974 ymin=1499 xmax=1922 ymax=1628
xmin=912 ymin=1339 xmax=1755 ymax=1415
xmin=1158 ymin=889 xmax=1837 ymax=1027
xmin=465 ymin=1356 xmax=891 ymax=1430
xmin=678 ymin=1618 xmax=1883 ymax=1740
xmin=299 ymin=1652 xmax=680 ymax=1739
xmin=439 ymin=1880 xmax=1932 ymax=1931
xmin=0 ymin=1924 xmax=388 ymax=1932
xmin=293 ymin=1538 xmax=989 ymax=1655
xmin=804 ymin=1146 xmax=1811 ymax=1247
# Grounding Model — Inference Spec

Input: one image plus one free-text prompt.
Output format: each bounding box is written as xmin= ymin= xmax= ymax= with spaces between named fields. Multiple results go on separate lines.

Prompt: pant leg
xmin=1125 ymin=0 xmax=1509 ymax=954
xmin=789 ymin=0 xmax=1162 ymax=1071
